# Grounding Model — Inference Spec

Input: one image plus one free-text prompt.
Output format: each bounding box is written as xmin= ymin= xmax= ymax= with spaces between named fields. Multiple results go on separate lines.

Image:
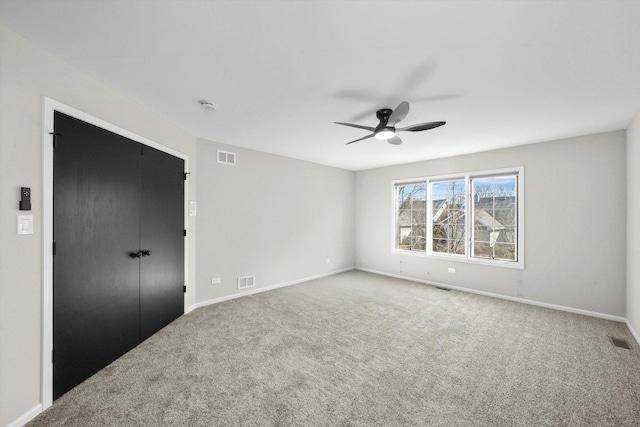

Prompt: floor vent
xmin=609 ymin=336 xmax=631 ymax=350
xmin=238 ymin=275 xmax=255 ymax=290
xmin=217 ymin=149 xmax=236 ymax=165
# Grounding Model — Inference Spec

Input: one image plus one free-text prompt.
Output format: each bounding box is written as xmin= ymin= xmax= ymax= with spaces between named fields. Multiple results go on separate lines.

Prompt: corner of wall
xmin=627 ymin=109 xmax=640 ymax=343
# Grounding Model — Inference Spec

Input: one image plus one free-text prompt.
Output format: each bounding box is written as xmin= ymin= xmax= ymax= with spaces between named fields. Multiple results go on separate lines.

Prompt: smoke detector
xmin=199 ymin=100 xmax=216 ymax=111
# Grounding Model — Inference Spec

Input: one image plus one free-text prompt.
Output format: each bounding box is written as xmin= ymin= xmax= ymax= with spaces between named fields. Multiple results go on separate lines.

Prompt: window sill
xmin=392 ymin=248 xmax=524 ymax=269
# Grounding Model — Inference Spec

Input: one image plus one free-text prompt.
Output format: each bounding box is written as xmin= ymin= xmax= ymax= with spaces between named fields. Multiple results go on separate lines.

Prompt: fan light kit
xmin=199 ymin=100 xmax=216 ymax=111
xmin=375 ymin=128 xmax=395 ymax=140
xmin=335 ymin=101 xmax=445 ymax=145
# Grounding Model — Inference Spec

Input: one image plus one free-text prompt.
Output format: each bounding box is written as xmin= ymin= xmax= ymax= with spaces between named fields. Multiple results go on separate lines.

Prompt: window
xmin=431 ymin=179 xmax=466 ymax=256
xmin=471 ymin=175 xmax=518 ymax=261
xmin=394 ymin=167 xmax=523 ymax=268
xmin=396 ymin=182 xmax=426 ymax=251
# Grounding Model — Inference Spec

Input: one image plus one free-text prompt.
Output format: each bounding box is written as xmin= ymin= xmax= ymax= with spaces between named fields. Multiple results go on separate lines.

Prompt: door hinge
xmin=184 ymin=229 xmax=187 ymax=237
xmin=52 ymin=242 xmax=56 ymax=256
xmin=183 ymin=172 xmax=190 ymax=180
xmin=183 ymin=285 xmax=187 ymax=293
xmin=50 ymin=132 xmax=62 ymax=148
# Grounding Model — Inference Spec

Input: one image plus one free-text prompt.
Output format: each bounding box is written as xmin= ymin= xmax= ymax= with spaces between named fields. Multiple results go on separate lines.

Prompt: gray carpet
xmin=29 ymin=270 xmax=640 ymax=426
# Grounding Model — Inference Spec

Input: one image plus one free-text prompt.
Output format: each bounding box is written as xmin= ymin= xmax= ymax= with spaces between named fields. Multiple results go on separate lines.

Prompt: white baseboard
xmin=6 ymin=403 xmax=42 ymax=427
xmin=356 ymin=267 xmax=628 ymax=323
xmin=186 ymin=265 xmax=632 ymax=328
xmin=626 ymin=319 xmax=640 ymax=347
xmin=186 ymin=267 xmax=356 ymax=313
xmin=10 ymin=266 xmax=637 ymax=427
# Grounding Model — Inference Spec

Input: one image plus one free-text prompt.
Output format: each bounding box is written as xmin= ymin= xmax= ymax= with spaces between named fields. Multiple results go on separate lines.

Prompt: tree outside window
xmin=471 ymin=175 xmax=517 ymax=261
xmin=431 ymin=179 xmax=466 ymax=255
xmin=393 ymin=168 xmax=522 ymax=268
xmin=396 ymin=183 xmax=426 ymax=251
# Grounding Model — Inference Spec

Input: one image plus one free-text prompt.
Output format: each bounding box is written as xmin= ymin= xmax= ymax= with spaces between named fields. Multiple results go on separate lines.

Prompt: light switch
xmin=17 ymin=215 xmax=33 ymax=235
xmin=189 ymin=201 xmax=197 ymax=217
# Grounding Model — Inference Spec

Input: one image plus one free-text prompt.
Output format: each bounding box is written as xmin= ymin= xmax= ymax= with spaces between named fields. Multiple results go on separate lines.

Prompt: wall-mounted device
xmin=19 ymin=187 xmax=31 ymax=211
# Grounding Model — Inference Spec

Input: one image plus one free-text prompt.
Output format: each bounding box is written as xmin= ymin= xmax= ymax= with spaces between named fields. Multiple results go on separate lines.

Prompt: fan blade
xmin=387 ymin=136 xmax=403 ymax=145
xmin=346 ymin=134 xmax=374 ymax=145
xmin=388 ymin=101 xmax=410 ymax=126
xmin=397 ymin=121 xmax=446 ymax=132
xmin=335 ymin=122 xmax=376 ymax=132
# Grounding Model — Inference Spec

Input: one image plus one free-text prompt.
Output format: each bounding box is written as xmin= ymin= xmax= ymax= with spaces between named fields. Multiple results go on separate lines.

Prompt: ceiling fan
xmin=335 ymin=101 xmax=445 ymax=145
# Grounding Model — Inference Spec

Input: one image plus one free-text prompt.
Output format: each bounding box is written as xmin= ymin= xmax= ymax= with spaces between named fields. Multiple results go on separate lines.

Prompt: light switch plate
xmin=189 ymin=201 xmax=197 ymax=216
xmin=17 ymin=215 xmax=33 ymax=235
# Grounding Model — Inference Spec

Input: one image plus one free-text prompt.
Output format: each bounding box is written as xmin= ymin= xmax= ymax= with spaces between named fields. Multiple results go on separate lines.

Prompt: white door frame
xmin=41 ymin=97 xmax=190 ymax=409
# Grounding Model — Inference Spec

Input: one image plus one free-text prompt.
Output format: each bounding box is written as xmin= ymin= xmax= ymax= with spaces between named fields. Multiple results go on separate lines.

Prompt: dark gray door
xmin=53 ymin=111 xmax=184 ymax=400
xmin=139 ymin=145 xmax=185 ymax=341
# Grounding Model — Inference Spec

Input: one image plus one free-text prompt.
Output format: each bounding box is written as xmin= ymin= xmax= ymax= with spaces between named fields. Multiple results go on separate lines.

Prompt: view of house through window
xmin=394 ymin=168 xmax=522 ymax=267
xmin=396 ymin=183 xmax=426 ymax=250
xmin=471 ymin=175 xmax=517 ymax=261
xmin=431 ymin=179 xmax=466 ymax=255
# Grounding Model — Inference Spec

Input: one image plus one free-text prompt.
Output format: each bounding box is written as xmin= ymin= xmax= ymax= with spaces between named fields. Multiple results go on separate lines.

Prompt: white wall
xmin=355 ymin=131 xmax=627 ymax=317
xmin=195 ymin=139 xmax=355 ymax=304
xmin=628 ymin=110 xmax=640 ymax=338
xmin=0 ymin=26 xmax=197 ymax=425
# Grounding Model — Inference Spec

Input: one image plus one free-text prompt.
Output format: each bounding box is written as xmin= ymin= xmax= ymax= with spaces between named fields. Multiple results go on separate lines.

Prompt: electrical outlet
xmin=448 ymin=268 xmax=456 ymax=274
xmin=211 ymin=277 xmax=221 ymax=285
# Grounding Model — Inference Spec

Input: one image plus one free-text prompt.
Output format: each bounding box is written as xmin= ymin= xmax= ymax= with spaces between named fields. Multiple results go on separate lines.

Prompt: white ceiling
xmin=2 ymin=1 xmax=640 ymax=171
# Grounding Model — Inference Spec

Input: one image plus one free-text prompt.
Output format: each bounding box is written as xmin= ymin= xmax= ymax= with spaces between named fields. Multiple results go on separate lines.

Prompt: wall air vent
xmin=237 ymin=275 xmax=255 ymax=290
xmin=217 ymin=150 xmax=236 ymax=165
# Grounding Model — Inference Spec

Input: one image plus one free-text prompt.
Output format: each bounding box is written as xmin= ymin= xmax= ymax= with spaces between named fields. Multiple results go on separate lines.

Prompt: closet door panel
xmin=53 ymin=111 xmax=141 ymax=399
xmin=139 ymin=146 xmax=185 ymax=341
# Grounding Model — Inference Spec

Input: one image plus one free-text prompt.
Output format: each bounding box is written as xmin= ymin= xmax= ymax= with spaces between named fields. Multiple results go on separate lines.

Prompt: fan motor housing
xmin=376 ymin=108 xmax=393 ymax=121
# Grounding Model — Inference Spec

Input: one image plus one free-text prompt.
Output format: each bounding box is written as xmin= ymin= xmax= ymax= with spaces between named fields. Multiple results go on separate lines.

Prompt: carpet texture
xmin=29 ymin=271 xmax=640 ymax=426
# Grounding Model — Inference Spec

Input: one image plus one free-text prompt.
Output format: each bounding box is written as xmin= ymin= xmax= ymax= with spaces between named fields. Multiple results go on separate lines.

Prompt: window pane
xmin=430 ymin=179 xmax=466 ymax=255
xmin=472 ymin=175 xmax=517 ymax=261
xmin=411 ymin=235 xmax=426 ymax=251
xmin=473 ymin=242 xmax=492 ymax=258
xmin=411 ymin=197 xmax=426 ymax=210
xmin=432 ymin=238 xmax=448 ymax=253
xmin=447 ymin=225 xmax=466 ymax=254
xmin=396 ymin=182 xmax=426 ymax=251
xmin=494 ymin=243 xmax=515 ymax=260
xmin=412 ymin=209 xmax=426 ymax=224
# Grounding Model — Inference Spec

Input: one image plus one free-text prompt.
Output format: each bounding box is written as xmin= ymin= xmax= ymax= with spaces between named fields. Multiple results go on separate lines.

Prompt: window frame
xmin=428 ymin=176 xmax=468 ymax=259
xmin=469 ymin=172 xmax=520 ymax=263
xmin=392 ymin=167 xmax=524 ymax=269
xmin=394 ymin=180 xmax=427 ymax=252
